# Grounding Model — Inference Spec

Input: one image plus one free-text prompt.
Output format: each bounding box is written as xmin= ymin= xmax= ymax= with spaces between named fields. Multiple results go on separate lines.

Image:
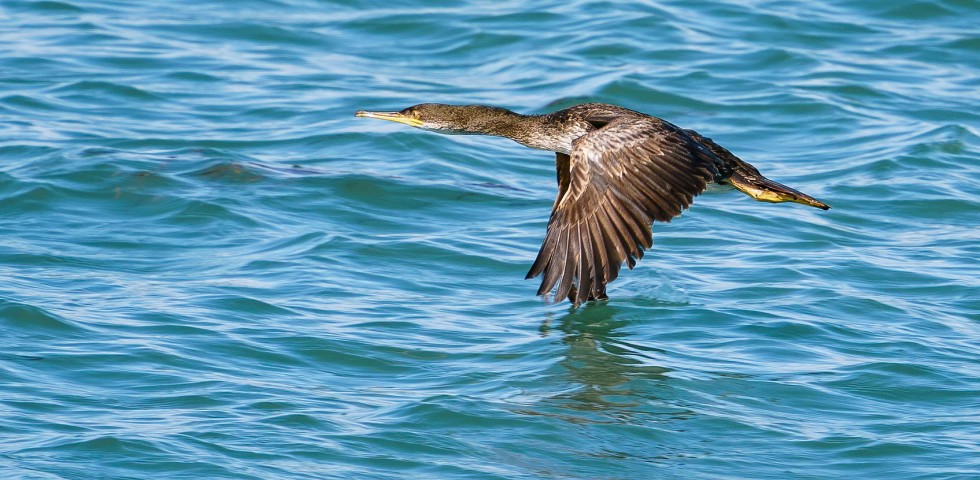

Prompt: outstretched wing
xmin=526 ymin=116 xmax=721 ymax=306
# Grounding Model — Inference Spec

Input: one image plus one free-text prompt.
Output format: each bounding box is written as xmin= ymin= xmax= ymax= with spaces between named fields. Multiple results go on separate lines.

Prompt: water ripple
xmin=1 ymin=0 xmax=978 ymax=479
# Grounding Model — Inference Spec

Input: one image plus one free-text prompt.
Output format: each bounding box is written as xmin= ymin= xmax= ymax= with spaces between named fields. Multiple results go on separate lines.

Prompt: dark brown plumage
xmin=356 ymin=103 xmax=830 ymax=306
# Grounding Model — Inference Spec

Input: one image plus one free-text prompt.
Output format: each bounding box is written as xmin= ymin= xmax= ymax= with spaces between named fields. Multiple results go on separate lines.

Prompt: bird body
xmin=356 ymin=103 xmax=829 ymax=306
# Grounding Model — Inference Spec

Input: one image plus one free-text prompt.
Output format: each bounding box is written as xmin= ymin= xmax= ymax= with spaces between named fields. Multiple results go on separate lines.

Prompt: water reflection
xmin=532 ymin=303 xmax=687 ymax=423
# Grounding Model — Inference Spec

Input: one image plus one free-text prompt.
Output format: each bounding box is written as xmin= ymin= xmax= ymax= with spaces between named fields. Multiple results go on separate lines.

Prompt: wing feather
xmin=588 ymin=214 xmax=611 ymax=283
xmin=527 ymin=115 xmax=719 ymax=306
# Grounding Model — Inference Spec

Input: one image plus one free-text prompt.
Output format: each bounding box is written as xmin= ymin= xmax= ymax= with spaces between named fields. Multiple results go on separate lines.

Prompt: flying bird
xmin=356 ymin=103 xmax=829 ymax=306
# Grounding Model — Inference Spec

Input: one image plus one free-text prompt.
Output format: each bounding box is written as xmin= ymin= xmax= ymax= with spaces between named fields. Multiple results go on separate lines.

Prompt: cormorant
xmin=356 ymin=103 xmax=829 ymax=306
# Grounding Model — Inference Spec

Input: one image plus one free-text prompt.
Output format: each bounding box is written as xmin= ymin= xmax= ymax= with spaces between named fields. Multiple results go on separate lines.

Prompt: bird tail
xmin=727 ymin=164 xmax=830 ymax=210
xmin=681 ymin=128 xmax=830 ymax=210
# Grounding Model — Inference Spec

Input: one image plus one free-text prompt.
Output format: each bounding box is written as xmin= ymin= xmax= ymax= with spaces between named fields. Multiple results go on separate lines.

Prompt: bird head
xmin=356 ymin=103 xmax=517 ymax=135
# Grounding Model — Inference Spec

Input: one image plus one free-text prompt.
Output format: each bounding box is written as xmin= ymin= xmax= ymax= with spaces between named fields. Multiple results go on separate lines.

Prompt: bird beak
xmin=355 ymin=110 xmax=424 ymax=128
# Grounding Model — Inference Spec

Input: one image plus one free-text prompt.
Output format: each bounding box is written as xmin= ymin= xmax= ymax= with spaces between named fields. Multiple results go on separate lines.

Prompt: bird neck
xmin=445 ymin=106 xmax=539 ymax=136
xmin=442 ymin=106 xmax=581 ymax=154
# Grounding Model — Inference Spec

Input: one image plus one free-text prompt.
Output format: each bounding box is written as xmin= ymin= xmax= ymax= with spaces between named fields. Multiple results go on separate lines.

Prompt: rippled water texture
xmin=1 ymin=1 xmax=978 ymax=478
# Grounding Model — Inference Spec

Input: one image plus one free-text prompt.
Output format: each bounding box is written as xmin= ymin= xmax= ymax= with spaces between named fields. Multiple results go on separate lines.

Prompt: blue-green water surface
xmin=1 ymin=1 xmax=978 ymax=478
